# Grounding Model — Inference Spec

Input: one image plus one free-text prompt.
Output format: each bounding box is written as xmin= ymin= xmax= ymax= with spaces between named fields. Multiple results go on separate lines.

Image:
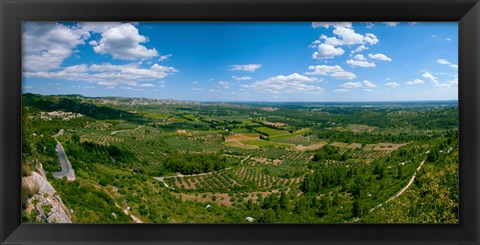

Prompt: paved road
xmin=52 ymin=140 xmax=76 ymax=181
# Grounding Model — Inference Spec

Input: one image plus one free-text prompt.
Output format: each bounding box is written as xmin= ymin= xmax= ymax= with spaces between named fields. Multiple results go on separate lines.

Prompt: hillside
xmin=21 ymin=94 xmax=458 ymax=223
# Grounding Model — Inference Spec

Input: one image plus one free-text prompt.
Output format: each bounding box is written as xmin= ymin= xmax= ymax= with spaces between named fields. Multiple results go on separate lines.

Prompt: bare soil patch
xmin=296 ymin=142 xmax=327 ymax=151
xmin=346 ymin=143 xmax=363 ymax=149
xmin=264 ymin=121 xmax=286 ymax=127
xmin=225 ymin=134 xmax=259 ymax=142
xmin=330 ymin=142 xmax=349 ymax=148
xmin=347 ymin=124 xmax=375 ymax=133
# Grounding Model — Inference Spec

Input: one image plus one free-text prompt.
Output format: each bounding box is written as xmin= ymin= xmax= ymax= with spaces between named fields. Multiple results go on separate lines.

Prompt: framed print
xmin=1 ymin=0 xmax=479 ymax=244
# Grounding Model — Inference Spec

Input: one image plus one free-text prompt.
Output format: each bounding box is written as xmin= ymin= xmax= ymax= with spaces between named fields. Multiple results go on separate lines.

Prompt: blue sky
xmin=22 ymin=22 xmax=458 ymax=102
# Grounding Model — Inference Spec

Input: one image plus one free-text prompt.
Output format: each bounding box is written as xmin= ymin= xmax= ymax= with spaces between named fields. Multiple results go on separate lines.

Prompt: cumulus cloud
xmin=353 ymin=54 xmax=366 ymax=60
xmin=368 ymin=53 xmax=392 ymax=61
xmin=437 ymin=58 xmax=458 ymax=69
xmin=242 ymin=73 xmax=322 ymax=94
xmin=385 ymin=82 xmax=400 ymax=88
xmin=79 ymin=22 xmax=122 ymax=33
xmin=422 ymin=72 xmax=439 ymax=84
xmin=312 ymin=44 xmax=345 ymax=59
xmin=23 ymin=22 xmax=90 ymax=71
xmin=24 ymin=63 xmax=178 ymax=88
xmin=311 ymin=22 xmax=379 ymax=58
xmin=306 ymin=65 xmax=356 ymax=80
xmin=346 ymin=59 xmax=376 ymax=68
xmin=91 ymin=23 xmax=158 ymax=60
xmin=437 ymin=59 xmax=450 ymax=65
xmin=340 ymin=82 xmax=362 ymax=89
xmin=434 ymin=77 xmax=458 ymax=88
xmin=229 ymin=64 xmax=262 ymax=72
xmin=231 ymin=76 xmax=252 ymax=81
xmin=362 ymin=80 xmax=376 ymax=88
xmin=406 ymin=79 xmax=424 ymax=85
xmin=352 ymin=45 xmax=368 ymax=53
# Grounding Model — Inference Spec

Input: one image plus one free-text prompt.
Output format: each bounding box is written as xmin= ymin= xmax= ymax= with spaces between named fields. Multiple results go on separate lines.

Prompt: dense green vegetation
xmin=21 ymin=94 xmax=458 ymax=223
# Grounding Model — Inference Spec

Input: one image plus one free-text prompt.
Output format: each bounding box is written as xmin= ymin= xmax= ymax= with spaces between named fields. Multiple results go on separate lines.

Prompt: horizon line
xmin=22 ymin=92 xmax=459 ymax=104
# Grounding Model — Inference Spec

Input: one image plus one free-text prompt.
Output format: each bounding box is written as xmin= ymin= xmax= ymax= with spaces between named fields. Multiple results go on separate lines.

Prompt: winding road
xmin=369 ymin=159 xmax=426 ymax=212
xmin=51 ymin=129 xmax=76 ymax=181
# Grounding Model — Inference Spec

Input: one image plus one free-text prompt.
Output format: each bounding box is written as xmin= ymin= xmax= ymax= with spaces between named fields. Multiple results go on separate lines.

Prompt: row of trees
xmin=164 ymin=153 xmax=228 ymax=175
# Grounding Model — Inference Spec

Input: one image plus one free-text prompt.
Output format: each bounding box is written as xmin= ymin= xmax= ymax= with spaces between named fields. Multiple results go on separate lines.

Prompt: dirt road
xmin=369 ymin=159 xmax=425 ymax=212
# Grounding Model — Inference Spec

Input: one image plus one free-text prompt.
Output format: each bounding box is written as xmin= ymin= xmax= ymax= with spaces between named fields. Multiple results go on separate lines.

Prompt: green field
xmin=21 ymin=94 xmax=459 ymax=224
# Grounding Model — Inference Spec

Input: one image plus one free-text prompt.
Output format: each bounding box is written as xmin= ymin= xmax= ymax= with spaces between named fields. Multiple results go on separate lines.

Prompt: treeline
xmin=315 ymin=130 xmax=443 ymax=144
xmin=23 ymin=93 xmax=143 ymax=121
xmin=163 ymin=153 xmax=227 ymax=175
xmin=312 ymin=145 xmax=349 ymax=161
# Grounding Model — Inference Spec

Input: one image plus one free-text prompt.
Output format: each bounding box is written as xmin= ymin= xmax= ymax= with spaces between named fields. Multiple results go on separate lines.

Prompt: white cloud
xmin=91 ymin=23 xmax=158 ymax=60
xmin=312 ymin=44 xmax=345 ymax=59
xmin=312 ymin=22 xmax=352 ymax=29
xmin=406 ymin=79 xmax=424 ymax=85
xmin=334 ymin=89 xmax=350 ymax=93
xmin=98 ymin=81 xmax=115 ymax=86
xmin=229 ymin=64 xmax=262 ymax=72
xmin=362 ymin=80 xmax=376 ymax=88
xmin=385 ymin=82 xmax=400 ymax=88
xmin=192 ymin=81 xmax=199 ymax=84
xmin=368 ymin=53 xmax=392 ymax=61
xmin=321 ymin=27 xmax=364 ymax=46
xmin=422 ymin=72 xmax=439 ymax=84
xmin=306 ymin=65 xmax=356 ymax=80
xmin=79 ymin=22 xmax=122 ymax=33
xmin=340 ymin=82 xmax=362 ymax=89
xmin=365 ymin=22 xmax=375 ymax=28
xmin=437 ymin=59 xmax=451 ymax=65
xmin=209 ymin=89 xmax=222 ymax=92
xmin=437 ymin=58 xmax=457 ymax=69
xmin=192 ymin=88 xmax=204 ymax=91
xmin=353 ymin=54 xmax=366 ymax=60
xmin=352 ymin=45 xmax=368 ymax=53
xmin=346 ymin=59 xmax=376 ymax=68
xmin=158 ymin=54 xmax=172 ymax=61
xmin=23 ymin=22 xmax=90 ymax=71
xmin=434 ymin=77 xmax=458 ymax=88
xmin=24 ymin=62 xmax=178 ymax=88
xmin=231 ymin=76 xmax=252 ymax=81
xmin=242 ymin=73 xmax=322 ymax=94
xmin=311 ymin=23 xmax=378 ymax=58
xmin=384 ymin=22 xmax=399 ymax=27
xmin=218 ymin=81 xmax=231 ymax=89
xmin=363 ymin=33 xmax=379 ymax=45
xmin=138 ymin=83 xmax=156 ymax=87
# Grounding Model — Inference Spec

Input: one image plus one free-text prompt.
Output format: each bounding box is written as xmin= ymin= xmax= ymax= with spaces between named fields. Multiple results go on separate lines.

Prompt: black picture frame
xmin=1 ymin=0 xmax=479 ymax=244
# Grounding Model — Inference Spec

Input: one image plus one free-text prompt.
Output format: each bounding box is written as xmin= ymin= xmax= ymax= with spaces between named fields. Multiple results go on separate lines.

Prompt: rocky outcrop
xmin=22 ymin=171 xmax=72 ymax=223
